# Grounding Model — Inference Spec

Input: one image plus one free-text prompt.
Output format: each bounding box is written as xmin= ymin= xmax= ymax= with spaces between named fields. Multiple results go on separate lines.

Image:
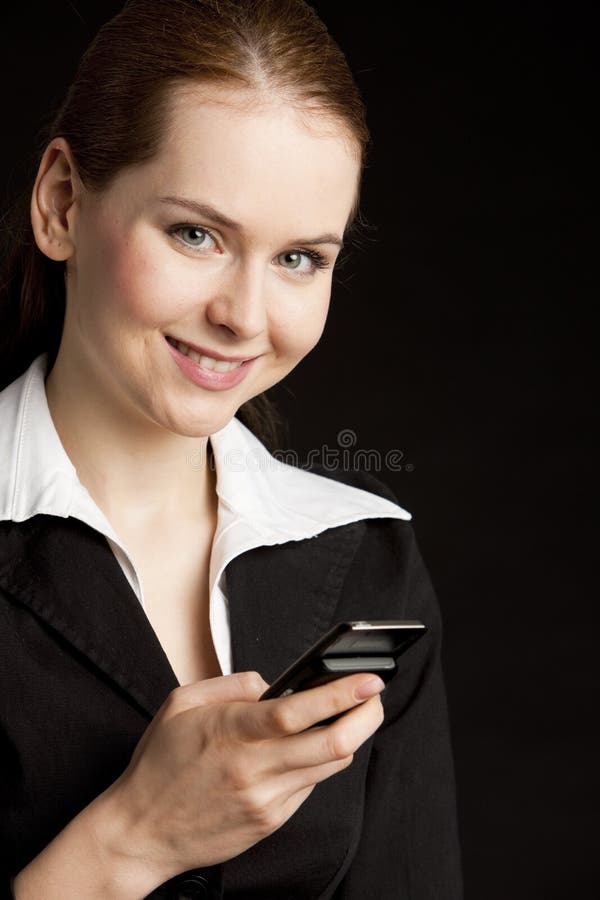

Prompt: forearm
xmin=11 ymin=784 xmax=166 ymax=900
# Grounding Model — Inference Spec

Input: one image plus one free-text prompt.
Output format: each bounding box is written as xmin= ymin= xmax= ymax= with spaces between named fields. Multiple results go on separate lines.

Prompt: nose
xmin=204 ymin=259 xmax=268 ymax=342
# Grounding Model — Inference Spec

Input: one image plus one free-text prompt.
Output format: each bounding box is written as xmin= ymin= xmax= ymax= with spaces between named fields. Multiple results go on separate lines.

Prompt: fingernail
xmin=355 ymin=676 xmax=385 ymax=699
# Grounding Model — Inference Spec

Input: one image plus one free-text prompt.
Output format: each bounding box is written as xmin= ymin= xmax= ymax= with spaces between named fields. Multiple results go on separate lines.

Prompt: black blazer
xmin=0 ymin=468 xmax=463 ymax=899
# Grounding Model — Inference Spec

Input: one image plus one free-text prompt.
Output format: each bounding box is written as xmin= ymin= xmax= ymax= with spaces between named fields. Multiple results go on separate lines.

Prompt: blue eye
xmin=167 ymin=223 xmax=331 ymax=277
xmin=278 ymin=249 xmax=330 ymax=275
xmin=169 ymin=225 xmax=217 ymax=249
xmin=182 ymin=226 xmax=206 ymax=245
xmin=280 ymin=251 xmax=306 ymax=271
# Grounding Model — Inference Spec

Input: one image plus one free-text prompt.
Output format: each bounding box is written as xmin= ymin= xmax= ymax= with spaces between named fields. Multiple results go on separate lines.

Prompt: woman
xmin=0 ymin=1 xmax=463 ymax=897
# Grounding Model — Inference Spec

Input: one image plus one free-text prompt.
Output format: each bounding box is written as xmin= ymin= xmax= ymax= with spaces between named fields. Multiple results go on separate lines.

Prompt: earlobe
xmin=30 ymin=138 xmax=79 ymax=262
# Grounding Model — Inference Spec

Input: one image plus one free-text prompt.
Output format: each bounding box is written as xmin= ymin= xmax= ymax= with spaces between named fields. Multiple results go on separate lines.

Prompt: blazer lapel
xmin=0 ymin=513 xmax=367 ymax=717
xmin=225 ymin=520 xmax=367 ymax=684
xmin=0 ymin=514 xmax=178 ymax=719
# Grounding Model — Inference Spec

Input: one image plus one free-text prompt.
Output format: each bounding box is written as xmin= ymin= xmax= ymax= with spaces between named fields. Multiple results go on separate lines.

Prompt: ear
xmin=30 ymin=137 xmax=82 ymax=262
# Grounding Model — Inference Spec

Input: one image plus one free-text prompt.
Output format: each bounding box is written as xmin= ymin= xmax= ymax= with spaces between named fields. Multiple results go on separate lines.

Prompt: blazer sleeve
xmin=331 ymin=478 xmax=463 ymax=899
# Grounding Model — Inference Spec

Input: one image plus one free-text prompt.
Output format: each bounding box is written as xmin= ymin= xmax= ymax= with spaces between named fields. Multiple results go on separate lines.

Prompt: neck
xmin=44 ymin=351 xmax=218 ymax=535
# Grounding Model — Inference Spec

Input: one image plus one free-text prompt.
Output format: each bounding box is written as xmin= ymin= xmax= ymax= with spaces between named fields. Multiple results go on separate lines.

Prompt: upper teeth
xmin=170 ymin=338 xmax=244 ymax=372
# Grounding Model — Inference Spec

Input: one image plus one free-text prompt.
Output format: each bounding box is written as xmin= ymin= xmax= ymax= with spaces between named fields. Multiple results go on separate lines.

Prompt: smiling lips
xmin=165 ymin=334 xmax=258 ymax=391
xmin=165 ymin=335 xmax=248 ymax=372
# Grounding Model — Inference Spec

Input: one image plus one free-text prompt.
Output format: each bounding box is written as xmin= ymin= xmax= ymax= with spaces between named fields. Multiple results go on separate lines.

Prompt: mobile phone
xmin=259 ymin=620 xmax=426 ymax=724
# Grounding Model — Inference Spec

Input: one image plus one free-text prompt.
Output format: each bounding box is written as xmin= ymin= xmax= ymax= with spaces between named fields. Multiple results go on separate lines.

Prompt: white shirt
xmin=0 ymin=353 xmax=411 ymax=677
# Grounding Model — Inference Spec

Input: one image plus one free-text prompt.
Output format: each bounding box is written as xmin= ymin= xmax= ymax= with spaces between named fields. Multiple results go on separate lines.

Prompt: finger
xmin=239 ymin=755 xmax=351 ymax=836
xmin=261 ymin=749 xmax=357 ymax=815
xmin=267 ymin=694 xmax=385 ymax=775
xmin=229 ymin=672 xmax=385 ymax=742
xmin=161 ymin=671 xmax=269 ymax=718
xmin=280 ymin=752 xmax=355 ymax=796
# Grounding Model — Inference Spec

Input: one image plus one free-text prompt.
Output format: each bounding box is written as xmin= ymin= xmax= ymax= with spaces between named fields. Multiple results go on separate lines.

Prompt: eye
xmin=167 ymin=224 xmax=219 ymax=251
xmin=277 ymin=248 xmax=330 ymax=277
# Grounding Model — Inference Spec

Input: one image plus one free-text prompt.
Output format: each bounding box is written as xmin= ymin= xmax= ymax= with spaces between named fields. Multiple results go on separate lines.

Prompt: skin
xmin=34 ymin=83 xmax=359 ymax=530
xmin=15 ymin=84 xmax=385 ymax=897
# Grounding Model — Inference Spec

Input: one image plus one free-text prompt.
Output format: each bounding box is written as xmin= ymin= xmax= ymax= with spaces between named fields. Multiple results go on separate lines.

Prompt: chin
xmin=160 ymin=405 xmax=235 ymax=439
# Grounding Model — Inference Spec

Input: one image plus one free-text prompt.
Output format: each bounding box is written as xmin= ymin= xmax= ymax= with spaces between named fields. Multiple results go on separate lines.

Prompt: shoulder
xmin=304 ymin=464 xmax=405 ymax=508
xmin=297 ymin=469 xmax=441 ymax=636
xmin=298 ymin=464 xmax=419 ymax=562
xmin=305 ymin=466 xmax=432 ymax=591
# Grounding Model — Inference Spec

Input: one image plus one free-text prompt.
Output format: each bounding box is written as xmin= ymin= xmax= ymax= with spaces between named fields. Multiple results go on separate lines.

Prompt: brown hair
xmin=0 ymin=0 xmax=370 ymax=450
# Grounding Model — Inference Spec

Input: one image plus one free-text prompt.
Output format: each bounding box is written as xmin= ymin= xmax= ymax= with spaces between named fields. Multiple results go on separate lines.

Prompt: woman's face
xmin=55 ymin=84 xmax=360 ymax=437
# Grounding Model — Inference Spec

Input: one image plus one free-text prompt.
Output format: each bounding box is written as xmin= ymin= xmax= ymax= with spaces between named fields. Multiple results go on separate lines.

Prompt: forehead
xmin=116 ymin=83 xmax=361 ymax=238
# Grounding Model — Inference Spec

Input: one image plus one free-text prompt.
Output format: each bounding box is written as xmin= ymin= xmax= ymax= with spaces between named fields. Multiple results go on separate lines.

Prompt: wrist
xmin=12 ymin=780 xmax=169 ymax=900
xmin=85 ymin=778 xmax=172 ymax=898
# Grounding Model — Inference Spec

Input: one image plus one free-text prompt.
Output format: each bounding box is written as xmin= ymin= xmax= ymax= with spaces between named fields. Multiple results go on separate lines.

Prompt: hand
xmin=102 ymin=670 xmax=385 ymax=885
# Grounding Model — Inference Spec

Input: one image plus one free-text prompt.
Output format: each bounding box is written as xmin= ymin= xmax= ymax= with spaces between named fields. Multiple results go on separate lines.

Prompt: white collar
xmin=210 ymin=414 xmax=411 ymax=542
xmin=0 ymin=353 xmax=411 ymax=600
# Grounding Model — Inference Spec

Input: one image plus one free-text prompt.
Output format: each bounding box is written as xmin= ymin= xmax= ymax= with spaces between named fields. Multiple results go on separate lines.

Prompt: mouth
xmin=165 ymin=335 xmax=251 ymax=372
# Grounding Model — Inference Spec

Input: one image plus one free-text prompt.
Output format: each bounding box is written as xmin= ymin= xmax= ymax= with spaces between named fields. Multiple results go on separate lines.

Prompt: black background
xmin=1 ymin=3 xmax=596 ymax=897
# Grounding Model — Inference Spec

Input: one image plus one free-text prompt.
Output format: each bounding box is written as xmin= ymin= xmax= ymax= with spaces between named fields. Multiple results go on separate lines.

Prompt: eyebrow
xmin=157 ymin=195 xmax=345 ymax=249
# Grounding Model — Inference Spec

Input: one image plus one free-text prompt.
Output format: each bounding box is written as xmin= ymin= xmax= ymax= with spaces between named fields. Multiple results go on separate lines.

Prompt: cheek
xmin=85 ymin=225 xmax=181 ymax=327
xmin=110 ymin=246 xmax=167 ymax=325
xmin=273 ymin=292 xmax=330 ymax=360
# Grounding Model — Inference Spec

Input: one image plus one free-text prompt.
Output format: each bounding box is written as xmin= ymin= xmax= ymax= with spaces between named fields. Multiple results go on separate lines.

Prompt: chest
xmin=126 ymin=529 xmax=223 ymax=686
